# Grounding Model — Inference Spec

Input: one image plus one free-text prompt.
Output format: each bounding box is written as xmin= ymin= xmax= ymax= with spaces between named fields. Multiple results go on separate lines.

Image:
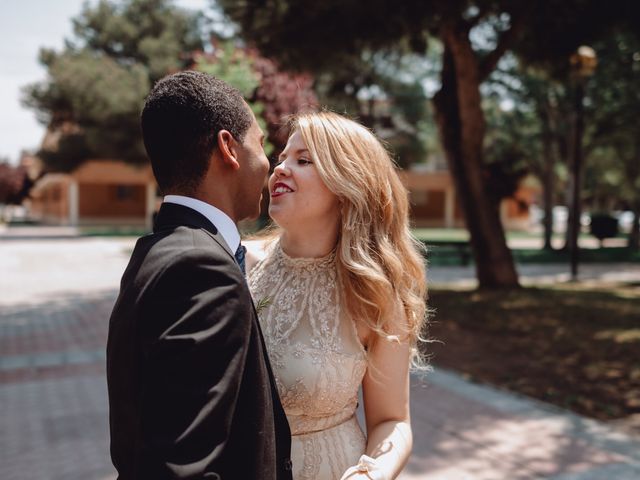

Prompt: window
xmin=410 ymin=190 xmax=429 ymax=206
xmin=115 ymin=185 xmax=135 ymax=201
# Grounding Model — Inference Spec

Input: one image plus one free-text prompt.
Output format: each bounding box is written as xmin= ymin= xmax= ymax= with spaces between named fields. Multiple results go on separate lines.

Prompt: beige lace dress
xmin=248 ymin=241 xmax=368 ymax=480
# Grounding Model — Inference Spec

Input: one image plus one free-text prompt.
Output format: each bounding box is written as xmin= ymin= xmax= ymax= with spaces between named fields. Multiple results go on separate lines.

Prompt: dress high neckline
xmin=276 ymin=240 xmax=336 ymax=271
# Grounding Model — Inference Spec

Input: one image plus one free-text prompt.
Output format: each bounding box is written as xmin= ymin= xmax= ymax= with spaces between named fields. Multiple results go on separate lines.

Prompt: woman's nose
xmin=273 ymin=160 xmax=290 ymax=177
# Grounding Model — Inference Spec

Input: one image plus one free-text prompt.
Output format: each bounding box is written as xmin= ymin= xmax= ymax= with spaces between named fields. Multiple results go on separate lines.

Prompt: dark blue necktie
xmin=234 ymin=244 xmax=247 ymax=275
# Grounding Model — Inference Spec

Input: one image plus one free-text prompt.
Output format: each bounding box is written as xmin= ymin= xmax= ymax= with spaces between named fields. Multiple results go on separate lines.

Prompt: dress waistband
xmin=290 ymin=411 xmax=358 ymax=437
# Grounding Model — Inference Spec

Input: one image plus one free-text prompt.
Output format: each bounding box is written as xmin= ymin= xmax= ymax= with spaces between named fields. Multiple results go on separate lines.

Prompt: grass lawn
xmin=424 ymin=284 xmax=640 ymax=422
xmin=412 ymin=228 xmax=598 ymax=242
xmin=511 ymin=247 xmax=640 ymax=263
xmin=422 ymin=244 xmax=640 ymax=266
xmin=79 ymin=226 xmax=149 ymax=236
xmin=412 ymin=228 xmax=640 ymax=265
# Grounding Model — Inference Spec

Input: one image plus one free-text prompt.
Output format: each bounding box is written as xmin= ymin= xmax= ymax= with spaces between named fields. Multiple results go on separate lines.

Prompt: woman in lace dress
xmin=247 ymin=112 xmax=427 ymax=480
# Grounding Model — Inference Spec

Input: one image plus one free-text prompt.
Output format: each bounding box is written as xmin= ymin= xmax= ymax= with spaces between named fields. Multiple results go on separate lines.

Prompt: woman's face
xmin=268 ymin=130 xmax=340 ymax=229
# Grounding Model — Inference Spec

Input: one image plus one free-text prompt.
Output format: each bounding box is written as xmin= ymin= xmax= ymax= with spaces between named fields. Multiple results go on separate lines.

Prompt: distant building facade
xmin=27 ymin=157 xmax=537 ymax=232
xmin=29 ymin=160 xmax=157 ymax=229
xmin=400 ymin=165 xmax=539 ymax=230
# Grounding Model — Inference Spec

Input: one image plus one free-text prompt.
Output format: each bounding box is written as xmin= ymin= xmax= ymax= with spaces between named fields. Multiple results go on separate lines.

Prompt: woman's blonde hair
xmin=291 ymin=111 xmax=428 ymax=367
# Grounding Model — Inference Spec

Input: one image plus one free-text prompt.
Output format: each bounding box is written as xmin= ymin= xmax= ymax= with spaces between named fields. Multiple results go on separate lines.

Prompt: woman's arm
xmin=341 ymin=312 xmax=413 ymax=480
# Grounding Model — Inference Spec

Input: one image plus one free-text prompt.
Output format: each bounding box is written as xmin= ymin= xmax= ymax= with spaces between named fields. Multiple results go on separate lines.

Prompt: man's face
xmin=236 ymin=112 xmax=269 ymax=221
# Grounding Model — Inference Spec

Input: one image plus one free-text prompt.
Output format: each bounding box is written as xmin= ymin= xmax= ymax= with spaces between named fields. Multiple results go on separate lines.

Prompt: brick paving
xmin=401 ymin=372 xmax=640 ymax=479
xmin=1 ymin=234 xmax=639 ymax=479
xmin=1 ymin=293 xmax=117 ymax=480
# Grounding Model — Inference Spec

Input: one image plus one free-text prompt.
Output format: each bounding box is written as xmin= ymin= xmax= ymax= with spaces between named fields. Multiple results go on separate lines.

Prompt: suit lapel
xmin=155 ymin=203 xmax=282 ymax=403
xmin=154 ymin=202 xmax=236 ymax=261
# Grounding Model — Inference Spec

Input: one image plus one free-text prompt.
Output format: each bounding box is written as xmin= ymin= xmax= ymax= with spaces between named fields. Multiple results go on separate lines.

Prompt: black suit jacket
xmin=107 ymin=202 xmax=292 ymax=480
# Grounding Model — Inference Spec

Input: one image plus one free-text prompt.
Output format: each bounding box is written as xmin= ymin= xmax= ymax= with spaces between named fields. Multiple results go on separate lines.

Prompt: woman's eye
xmin=298 ymin=158 xmax=312 ymax=165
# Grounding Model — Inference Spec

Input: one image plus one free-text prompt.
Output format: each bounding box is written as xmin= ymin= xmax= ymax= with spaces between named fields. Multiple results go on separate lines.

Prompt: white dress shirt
xmin=163 ymin=195 xmax=240 ymax=254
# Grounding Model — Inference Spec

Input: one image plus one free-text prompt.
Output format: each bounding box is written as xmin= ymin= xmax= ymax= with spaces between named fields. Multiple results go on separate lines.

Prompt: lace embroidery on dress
xmin=248 ymin=240 xmax=368 ymax=479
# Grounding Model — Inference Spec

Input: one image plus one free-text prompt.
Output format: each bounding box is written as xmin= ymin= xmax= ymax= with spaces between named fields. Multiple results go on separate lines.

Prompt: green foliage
xmin=37 ymin=134 xmax=93 ymax=172
xmin=482 ymin=60 xmax=571 ymax=203
xmin=482 ymin=97 xmax=531 ymax=200
xmin=370 ymin=52 xmax=440 ymax=167
xmin=310 ymin=48 xmax=440 ymax=168
xmin=194 ymin=43 xmax=273 ymax=155
xmin=219 ymin=0 xmax=632 ymax=172
xmin=25 ymin=50 xmax=150 ymax=165
xmin=219 ymin=0 xmax=632 ymax=73
xmin=217 ymin=0 xmax=633 ymax=175
xmin=255 ymin=296 xmax=272 ymax=314
xmin=196 ymin=43 xmax=260 ymax=97
xmin=23 ymin=0 xmax=204 ymax=171
xmin=583 ymin=28 xmax=640 ymax=212
xmin=512 ymin=1 xmax=635 ymax=76
xmin=71 ymin=0 xmax=203 ymax=82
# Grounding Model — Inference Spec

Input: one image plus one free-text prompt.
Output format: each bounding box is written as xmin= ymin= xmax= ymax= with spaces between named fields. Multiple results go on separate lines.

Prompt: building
xmin=27 ymin=159 xmax=537 ymax=232
xmin=29 ymin=160 xmax=157 ymax=229
xmin=400 ymin=165 xmax=539 ymax=230
xmin=400 ymin=168 xmax=464 ymax=228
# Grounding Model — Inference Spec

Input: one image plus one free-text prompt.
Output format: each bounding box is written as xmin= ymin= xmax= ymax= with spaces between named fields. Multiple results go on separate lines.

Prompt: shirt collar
xmin=163 ymin=195 xmax=240 ymax=253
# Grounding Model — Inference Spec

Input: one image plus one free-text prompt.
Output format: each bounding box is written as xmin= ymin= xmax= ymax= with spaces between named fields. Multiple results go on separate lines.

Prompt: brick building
xmin=29 ymin=160 xmax=157 ymax=229
xmin=401 ymin=166 xmax=539 ymax=230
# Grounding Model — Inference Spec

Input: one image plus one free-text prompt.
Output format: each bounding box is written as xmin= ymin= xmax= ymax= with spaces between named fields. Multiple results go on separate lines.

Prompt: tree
xmin=24 ymin=0 xmax=318 ymax=173
xmin=311 ymin=50 xmax=440 ymax=169
xmin=582 ymin=28 xmax=640 ymax=250
xmin=194 ymin=38 xmax=319 ymax=154
xmin=23 ymin=0 xmax=204 ymax=170
xmin=218 ymin=0 xmax=633 ymax=288
xmin=485 ymin=61 xmax=572 ymax=250
xmin=251 ymin=55 xmax=318 ymax=152
xmin=0 ymin=162 xmax=31 ymax=206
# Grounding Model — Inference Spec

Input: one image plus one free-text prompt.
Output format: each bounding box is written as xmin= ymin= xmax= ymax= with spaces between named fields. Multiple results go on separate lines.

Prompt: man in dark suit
xmin=107 ymin=71 xmax=292 ymax=480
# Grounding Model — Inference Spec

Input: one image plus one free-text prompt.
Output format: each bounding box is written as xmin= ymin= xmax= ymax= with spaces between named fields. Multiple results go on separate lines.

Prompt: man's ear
xmin=217 ymin=130 xmax=241 ymax=170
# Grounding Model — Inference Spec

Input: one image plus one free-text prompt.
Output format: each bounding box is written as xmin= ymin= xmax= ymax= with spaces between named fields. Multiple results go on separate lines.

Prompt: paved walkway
xmin=1 ymin=237 xmax=639 ymax=479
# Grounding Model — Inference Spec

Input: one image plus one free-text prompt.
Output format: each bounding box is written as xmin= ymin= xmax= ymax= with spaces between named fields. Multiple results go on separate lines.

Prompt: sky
xmin=0 ymin=0 xmax=208 ymax=165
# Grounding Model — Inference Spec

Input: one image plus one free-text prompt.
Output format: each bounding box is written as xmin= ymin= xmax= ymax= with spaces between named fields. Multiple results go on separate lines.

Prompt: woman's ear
xmin=217 ymin=130 xmax=241 ymax=170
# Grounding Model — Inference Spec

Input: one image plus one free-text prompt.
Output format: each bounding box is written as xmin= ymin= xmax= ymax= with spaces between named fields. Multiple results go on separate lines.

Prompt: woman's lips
xmin=271 ymin=182 xmax=294 ymax=197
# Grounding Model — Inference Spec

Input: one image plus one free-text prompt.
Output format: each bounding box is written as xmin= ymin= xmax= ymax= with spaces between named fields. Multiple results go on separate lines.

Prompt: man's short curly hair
xmin=141 ymin=70 xmax=253 ymax=194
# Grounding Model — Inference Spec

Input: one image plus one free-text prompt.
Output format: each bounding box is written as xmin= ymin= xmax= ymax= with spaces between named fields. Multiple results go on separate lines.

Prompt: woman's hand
xmin=340 ymin=455 xmax=386 ymax=480
xmin=340 ymin=471 xmax=374 ymax=480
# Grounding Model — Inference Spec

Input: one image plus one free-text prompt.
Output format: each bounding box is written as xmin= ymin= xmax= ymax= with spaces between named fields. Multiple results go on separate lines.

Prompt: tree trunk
xmin=568 ymin=81 xmax=585 ymax=279
xmin=626 ymin=143 xmax=640 ymax=251
xmin=560 ymin=124 xmax=573 ymax=250
xmin=629 ymin=206 xmax=640 ymax=251
xmin=432 ymin=24 xmax=519 ymax=289
xmin=540 ymin=99 xmax=555 ymax=250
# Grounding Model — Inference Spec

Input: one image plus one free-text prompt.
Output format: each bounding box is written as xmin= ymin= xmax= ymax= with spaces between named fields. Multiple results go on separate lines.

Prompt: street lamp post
xmin=568 ymin=46 xmax=597 ymax=281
